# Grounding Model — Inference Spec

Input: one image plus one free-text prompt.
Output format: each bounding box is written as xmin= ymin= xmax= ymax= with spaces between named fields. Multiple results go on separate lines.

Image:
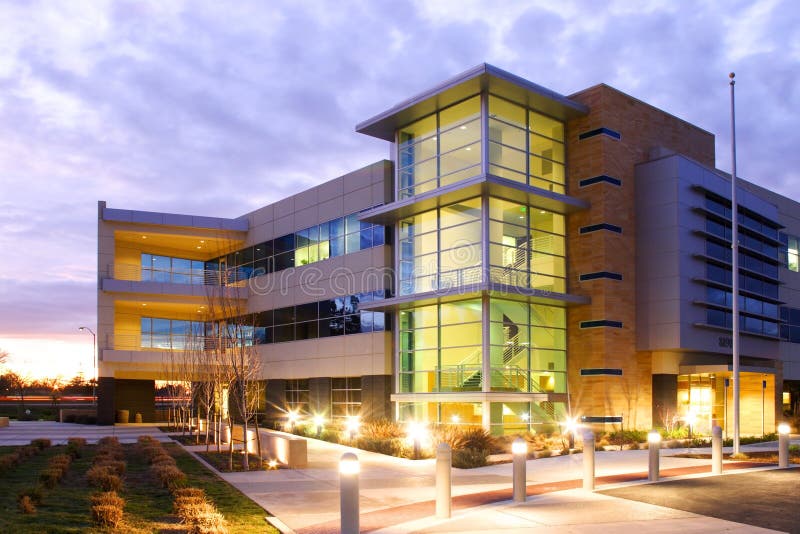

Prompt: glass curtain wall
xmin=397 ymin=96 xmax=482 ymax=199
xmin=398 ymin=298 xmax=566 ymax=395
xmin=488 ymin=198 xmax=566 ymax=293
xmin=488 ymin=299 xmax=566 ymax=394
xmin=488 ymin=95 xmax=566 ymax=193
xmin=399 ymin=299 xmax=483 ymax=394
xmin=399 ymin=198 xmax=482 ymax=295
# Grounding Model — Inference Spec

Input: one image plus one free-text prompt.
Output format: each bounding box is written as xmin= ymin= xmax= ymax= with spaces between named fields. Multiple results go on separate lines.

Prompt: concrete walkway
xmin=2 ymin=421 xmax=797 ymax=533
xmin=184 ymin=435 xmax=799 ymax=533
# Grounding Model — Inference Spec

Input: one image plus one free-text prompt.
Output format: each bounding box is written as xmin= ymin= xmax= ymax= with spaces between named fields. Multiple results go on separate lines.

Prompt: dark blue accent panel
xmin=579 ymin=271 xmax=623 ymax=281
xmin=581 ymin=416 xmax=623 ymax=424
xmin=578 ymin=127 xmax=621 ymax=140
xmin=580 ymin=368 xmax=624 ymax=376
xmin=579 ymin=175 xmax=622 ymax=187
xmin=580 ymin=223 xmax=622 ymax=234
xmin=580 ymin=320 xmax=623 ymax=329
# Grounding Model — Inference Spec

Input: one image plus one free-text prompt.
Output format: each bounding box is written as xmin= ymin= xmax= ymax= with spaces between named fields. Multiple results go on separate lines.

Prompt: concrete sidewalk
xmin=2 ymin=421 xmax=796 ymax=533
xmin=187 ymin=435 xmax=798 ymax=533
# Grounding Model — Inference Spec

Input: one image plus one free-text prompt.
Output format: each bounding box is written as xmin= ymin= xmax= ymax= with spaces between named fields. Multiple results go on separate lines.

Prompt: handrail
xmin=106 ymin=263 xmax=251 ymax=286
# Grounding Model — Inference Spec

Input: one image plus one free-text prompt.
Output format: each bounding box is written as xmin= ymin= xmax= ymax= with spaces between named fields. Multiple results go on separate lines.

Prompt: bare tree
xmin=0 ymin=348 xmax=8 ymax=368
xmin=206 ymin=276 xmax=262 ymax=470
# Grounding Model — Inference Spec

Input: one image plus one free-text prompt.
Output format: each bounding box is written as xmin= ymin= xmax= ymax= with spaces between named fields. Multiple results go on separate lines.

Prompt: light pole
xmin=78 ymin=326 xmax=96 ymax=405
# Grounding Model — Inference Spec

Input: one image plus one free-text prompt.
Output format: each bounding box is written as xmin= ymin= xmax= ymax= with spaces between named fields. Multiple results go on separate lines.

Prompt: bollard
xmin=582 ymin=430 xmax=595 ymax=491
xmin=339 ymin=453 xmax=360 ymax=534
xmin=778 ymin=423 xmax=790 ymax=469
xmin=647 ymin=430 xmax=661 ymax=482
xmin=512 ymin=437 xmax=527 ymax=502
xmin=436 ymin=443 xmax=452 ymax=518
xmin=711 ymin=425 xmax=723 ymax=475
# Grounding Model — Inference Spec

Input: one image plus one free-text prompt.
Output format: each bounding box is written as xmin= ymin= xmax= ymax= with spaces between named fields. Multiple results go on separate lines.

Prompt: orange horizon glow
xmin=0 ymin=335 xmax=94 ymax=382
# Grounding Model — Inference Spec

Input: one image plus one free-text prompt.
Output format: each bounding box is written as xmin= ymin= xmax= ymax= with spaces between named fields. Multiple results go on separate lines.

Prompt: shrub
xmin=434 ymin=425 xmax=498 ymax=454
xmin=152 ymin=464 xmax=187 ymax=490
xmin=178 ymin=501 xmax=228 ymax=534
xmin=91 ymin=491 xmax=125 ymax=509
xmin=175 ymin=495 xmax=208 ymax=516
xmin=174 ymin=487 xmax=207 ymax=500
xmin=18 ymin=486 xmax=43 ymax=506
xmin=30 ymin=438 xmax=51 ymax=450
xmin=18 ymin=495 xmax=36 ymax=514
xmin=356 ymin=437 xmax=407 ymax=457
xmin=39 ymin=468 xmax=64 ymax=488
xmin=360 ymin=418 xmax=404 ymax=440
xmin=537 ymin=448 xmax=552 ymax=458
xmin=151 ymin=454 xmax=177 ymax=467
xmin=91 ymin=504 xmax=123 ymax=527
xmin=605 ymin=430 xmax=649 ymax=449
xmin=95 ymin=460 xmax=126 ymax=476
xmin=451 ymin=447 xmax=489 ymax=469
xmin=87 ymin=466 xmax=122 ymax=492
xmin=67 ymin=437 xmax=87 ymax=447
xmin=0 ymin=452 xmax=20 ymax=472
xmin=97 ymin=436 xmax=120 ymax=447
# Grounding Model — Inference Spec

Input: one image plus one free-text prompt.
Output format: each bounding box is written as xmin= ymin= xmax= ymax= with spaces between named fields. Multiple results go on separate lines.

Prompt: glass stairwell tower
xmin=356 ymin=64 xmax=589 ymax=434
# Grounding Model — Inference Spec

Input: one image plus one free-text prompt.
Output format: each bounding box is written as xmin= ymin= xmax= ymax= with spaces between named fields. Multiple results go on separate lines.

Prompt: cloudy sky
xmin=0 ymin=0 xmax=797 ymax=380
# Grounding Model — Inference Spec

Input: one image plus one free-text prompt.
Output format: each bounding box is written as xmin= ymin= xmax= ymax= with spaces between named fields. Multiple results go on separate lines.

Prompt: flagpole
xmin=729 ymin=72 xmax=740 ymax=456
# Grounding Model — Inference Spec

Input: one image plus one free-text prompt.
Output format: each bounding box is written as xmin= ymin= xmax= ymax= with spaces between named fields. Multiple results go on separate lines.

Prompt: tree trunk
xmin=227 ymin=415 xmax=234 ymax=472
xmin=242 ymin=418 xmax=249 ymax=470
xmin=253 ymin=416 xmax=263 ymax=463
xmin=205 ymin=406 xmax=212 ymax=452
xmin=215 ymin=411 xmax=222 ymax=453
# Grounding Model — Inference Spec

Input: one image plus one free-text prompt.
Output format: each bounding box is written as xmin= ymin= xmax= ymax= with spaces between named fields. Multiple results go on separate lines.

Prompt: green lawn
xmin=0 ymin=442 xmax=278 ymax=533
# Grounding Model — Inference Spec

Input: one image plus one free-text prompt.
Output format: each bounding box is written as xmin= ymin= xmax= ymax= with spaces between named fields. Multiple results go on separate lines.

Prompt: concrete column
xmin=512 ymin=437 xmax=527 ymax=502
xmin=97 ymin=377 xmax=116 ymax=425
xmin=712 ymin=425 xmax=723 ymax=475
xmin=583 ymin=430 xmax=595 ymax=491
xmin=339 ymin=453 xmax=360 ymax=534
xmin=361 ymin=374 xmax=392 ymax=420
xmin=648 ymin=430 xmax=661 ymax=482
xmin=436 ymin=443 xmax=452 ymax=518
xmin=778 ymin=423 xmax=790 ymax=469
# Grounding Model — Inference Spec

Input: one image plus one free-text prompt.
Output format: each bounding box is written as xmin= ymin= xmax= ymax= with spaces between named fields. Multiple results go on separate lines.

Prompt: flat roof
xmin=356 ymin=63 xmax=589 ymax=141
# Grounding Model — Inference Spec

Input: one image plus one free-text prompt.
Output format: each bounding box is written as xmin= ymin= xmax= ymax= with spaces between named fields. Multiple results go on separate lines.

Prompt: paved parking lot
xmin=601 ymin=469 xmax=800 ymax=533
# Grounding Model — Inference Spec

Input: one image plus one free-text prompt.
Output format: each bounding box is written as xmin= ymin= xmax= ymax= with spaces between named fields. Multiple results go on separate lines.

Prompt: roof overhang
xmin=358 ymin=173 xmax=589 ymax=225
xmin=360 ymin=285 xmax=589 ymax=312
xmin=356 ymin=63 xmax=589 ymax=141
xmin=679 ymin=364 xmax=777 ymax=375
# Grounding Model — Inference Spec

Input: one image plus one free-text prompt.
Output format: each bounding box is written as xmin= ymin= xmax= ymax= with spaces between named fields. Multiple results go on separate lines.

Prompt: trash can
xmin=134 ymin=412 xmax=142 ymax=423
xmin=116 ymin=410 xmax=129 ymax=424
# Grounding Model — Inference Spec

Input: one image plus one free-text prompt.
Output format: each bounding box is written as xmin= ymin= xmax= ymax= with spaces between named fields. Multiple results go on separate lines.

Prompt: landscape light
xmin=345 ymin=415 xmax=360 ymax=440
xmin=647 ymin=430 xmax=661 ymax=443
xmin=406 ymin=421 xmax=429 ymax=459
xmin=777 ymin=423 xmax=790 ymax=435
xmin=339 ymin=453 xmax=360 ymax=475
xmin=313 ymin=414 xmax=325 ymax=436
xmin=511 ymin=438 xmax=528 ymax=456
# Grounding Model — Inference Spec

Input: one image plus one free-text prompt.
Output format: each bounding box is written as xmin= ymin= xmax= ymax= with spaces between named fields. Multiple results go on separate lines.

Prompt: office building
xmin=95 ymin=64 xmax=800 ymax=434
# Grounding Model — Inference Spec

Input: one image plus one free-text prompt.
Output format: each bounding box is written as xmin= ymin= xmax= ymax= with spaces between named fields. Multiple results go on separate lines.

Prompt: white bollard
xmin=712 ymin=425 xmax=723 ymax=475
xmin=339 ymin=453 xmax=360 ymax=534
xmin=436 ymin=442 xmax=452 ymax=518
xmin=648 ymin=430 xmax=661 ymax=482
xmin=512 ymin=437 xmax=527 ymax=502
xmin=778 ymin=423 xmax=790 ymax=469
xmin=583 ymin=430 xmax=595 ymax=491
